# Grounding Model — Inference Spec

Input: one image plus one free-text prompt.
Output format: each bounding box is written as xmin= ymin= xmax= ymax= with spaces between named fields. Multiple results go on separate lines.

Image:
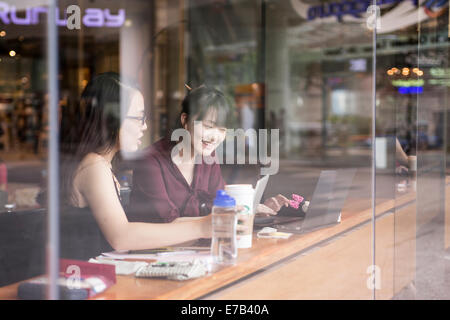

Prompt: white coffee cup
xmin=224 ymin=184 xmax=254 ymax=248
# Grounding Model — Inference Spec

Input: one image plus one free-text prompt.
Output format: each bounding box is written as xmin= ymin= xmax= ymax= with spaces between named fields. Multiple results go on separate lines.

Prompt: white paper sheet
xmin=101 ymin=250 xmax=213 ymax=263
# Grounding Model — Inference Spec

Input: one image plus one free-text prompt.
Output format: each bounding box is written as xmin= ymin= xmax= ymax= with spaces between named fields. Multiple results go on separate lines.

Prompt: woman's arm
xmin=76 ymin=162 xmax=211 ymax=251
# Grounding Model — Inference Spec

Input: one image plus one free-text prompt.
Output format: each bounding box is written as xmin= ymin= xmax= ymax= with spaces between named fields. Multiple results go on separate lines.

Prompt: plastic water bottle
xmin=211 ymin=190 xmax=238 ymax=266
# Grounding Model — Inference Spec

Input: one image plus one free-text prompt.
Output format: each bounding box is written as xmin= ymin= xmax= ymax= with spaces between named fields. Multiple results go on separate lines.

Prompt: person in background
xmin=128 ymin=85 xmax=290 ymax=224
xmin=59 ymin=73 xmax=223 ymax=260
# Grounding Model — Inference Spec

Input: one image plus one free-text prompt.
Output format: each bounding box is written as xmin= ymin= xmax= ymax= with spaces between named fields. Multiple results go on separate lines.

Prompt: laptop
xmin=254 ymin=169 xmax=356 ymax=235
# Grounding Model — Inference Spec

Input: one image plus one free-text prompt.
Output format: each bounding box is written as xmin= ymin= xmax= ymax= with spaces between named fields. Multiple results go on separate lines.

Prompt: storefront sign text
xmin=300 ymin=0 xmax=447 ymax=22
xmin=0 ymin=2 xmax=125 ymax=28
xmin=291 ymin=0 xmax=448 ymax=33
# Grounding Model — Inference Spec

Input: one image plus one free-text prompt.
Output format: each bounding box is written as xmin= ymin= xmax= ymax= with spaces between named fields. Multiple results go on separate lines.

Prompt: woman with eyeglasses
xmin=59 ymin=73 xmax=213 ymax=260
xmin=128 ymin=85 xmax=290 ymax=224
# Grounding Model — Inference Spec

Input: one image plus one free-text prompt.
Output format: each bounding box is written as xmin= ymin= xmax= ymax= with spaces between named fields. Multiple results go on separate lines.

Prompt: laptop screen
xmin=300 ymin=169 xmax=356 ymax=232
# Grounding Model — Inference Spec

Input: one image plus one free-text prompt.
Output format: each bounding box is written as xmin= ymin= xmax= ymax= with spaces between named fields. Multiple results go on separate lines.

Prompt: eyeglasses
xmin=125 ymin=115 xmax=147 ymax=126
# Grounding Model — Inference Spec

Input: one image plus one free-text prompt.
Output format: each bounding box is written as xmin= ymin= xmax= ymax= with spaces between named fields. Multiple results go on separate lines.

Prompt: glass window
xmin=1 ymin=0 xmax=450 ymax=301
xmin=0 ymin=0 xmax=49 ymax=292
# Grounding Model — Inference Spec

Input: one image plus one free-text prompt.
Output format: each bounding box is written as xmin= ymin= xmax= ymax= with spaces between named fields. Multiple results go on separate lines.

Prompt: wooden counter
xmin=0 ymin=184 xmax=419 ymax=300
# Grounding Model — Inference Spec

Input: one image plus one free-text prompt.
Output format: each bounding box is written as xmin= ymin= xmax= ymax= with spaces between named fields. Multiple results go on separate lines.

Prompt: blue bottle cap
xmin=213 ymin=190 xmax=236 ymax=207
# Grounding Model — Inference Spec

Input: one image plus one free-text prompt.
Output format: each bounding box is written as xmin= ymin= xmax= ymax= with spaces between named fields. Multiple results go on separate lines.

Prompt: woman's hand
xmin=261 ymin=194 xmax=290 ymax=215
xmin=255 ymin=204 xmax=276 ymax=216
xmin=198 ymin=211 xmax=249 ymax=239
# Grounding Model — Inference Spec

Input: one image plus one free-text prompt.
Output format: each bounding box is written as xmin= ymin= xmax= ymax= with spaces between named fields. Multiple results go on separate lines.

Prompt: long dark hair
xmin=60 ymin=72 xmax=138 ymax=204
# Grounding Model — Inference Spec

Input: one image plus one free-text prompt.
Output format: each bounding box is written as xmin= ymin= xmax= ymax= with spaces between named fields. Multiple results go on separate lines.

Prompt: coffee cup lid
xmin=225 ymin=184 xmax=253 ymax=191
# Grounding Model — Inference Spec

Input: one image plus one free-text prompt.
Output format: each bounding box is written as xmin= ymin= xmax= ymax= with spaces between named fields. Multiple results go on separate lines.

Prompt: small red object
xmin=292 ymin=194 xmax=304 ymax=203
xmin=289 ymin=200 xmax=300 ymax=209
xmin=59 ymin=259 xmax=116 ymax=298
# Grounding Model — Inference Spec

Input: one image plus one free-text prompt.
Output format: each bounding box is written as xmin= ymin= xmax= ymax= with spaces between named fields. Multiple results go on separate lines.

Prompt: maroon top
xmin=128 ymin=138 xmax=225 ymax=223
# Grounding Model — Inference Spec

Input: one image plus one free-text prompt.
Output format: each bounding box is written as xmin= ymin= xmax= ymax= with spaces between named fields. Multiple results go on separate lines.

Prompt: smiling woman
xmin=128 ymin=86 xmax=230 ymax=223
xmin=128 ymin=86 xmax=290 ymax=224
xmin=172 ymin=86 xmax=229 ymax=162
